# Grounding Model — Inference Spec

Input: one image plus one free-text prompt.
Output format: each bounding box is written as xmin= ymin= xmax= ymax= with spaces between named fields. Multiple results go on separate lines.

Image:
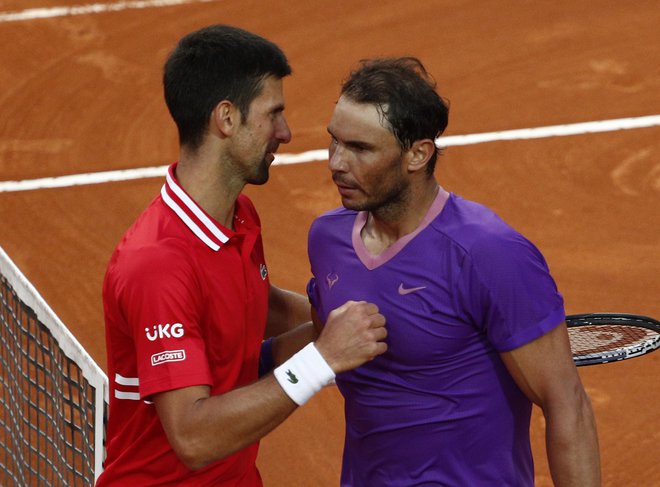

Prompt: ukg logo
xmin=145 ymin=323 xmax=185 ymax=341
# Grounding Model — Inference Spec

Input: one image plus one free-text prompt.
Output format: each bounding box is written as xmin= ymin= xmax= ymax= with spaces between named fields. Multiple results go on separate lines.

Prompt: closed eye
xmin=327 ymin=129 xmax=374 ymax=153
xmin=270 ymin=108 xmax=284 ymax=120
xmin=346 ymin=142 xmax=370 ymax=152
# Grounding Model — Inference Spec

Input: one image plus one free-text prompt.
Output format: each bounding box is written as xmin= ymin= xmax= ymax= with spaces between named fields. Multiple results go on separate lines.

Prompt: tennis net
xmin=0 ymin=246 xmax=108 ymax=486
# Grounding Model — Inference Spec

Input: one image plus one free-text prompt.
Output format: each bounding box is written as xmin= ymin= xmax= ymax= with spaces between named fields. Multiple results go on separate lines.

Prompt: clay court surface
xmin=1 ymin=0 xmax=659 ymax=485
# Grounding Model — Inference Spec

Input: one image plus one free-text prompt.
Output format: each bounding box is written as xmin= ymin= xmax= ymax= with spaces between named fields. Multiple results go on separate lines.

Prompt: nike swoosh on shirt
xmin=398 ymin=283 xmax=426 ymax=295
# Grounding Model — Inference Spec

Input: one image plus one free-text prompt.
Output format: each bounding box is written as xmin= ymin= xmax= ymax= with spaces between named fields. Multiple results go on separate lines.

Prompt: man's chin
xmin=247 ymin=174 xmax=269 ymax=185
xmin=247 ymin=163 xmax=270 ymax=185
xmin=339 ymin=196 xmax=362 ymax=211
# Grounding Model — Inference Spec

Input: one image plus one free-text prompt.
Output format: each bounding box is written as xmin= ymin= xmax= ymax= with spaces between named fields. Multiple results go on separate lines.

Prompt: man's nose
xmin=276 ymin=117 xmax=292 ymax=144
xmin=328 ymin=145 xmax=348 ymax=172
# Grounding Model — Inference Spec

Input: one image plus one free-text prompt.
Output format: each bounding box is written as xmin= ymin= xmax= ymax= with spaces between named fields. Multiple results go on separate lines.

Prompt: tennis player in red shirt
xmin=96 ymin=24 xmax=387 ymax=486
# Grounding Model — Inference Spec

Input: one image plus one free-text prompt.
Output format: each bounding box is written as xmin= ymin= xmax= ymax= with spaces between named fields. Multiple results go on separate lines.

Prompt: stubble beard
xmin=244 ymin=150 xmax=274 ymax=185
xmin=247 ymin=158 xmax=270 ymax=185
xmin=342 ymin=155 xmax=410 ymax=218
xmin=348 ymin=178 xmax=410 ymax=221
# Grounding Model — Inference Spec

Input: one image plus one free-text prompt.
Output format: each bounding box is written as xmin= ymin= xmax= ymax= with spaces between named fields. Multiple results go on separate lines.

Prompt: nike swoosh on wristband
xmin=398 ymin=283 xmax=426 ymax=295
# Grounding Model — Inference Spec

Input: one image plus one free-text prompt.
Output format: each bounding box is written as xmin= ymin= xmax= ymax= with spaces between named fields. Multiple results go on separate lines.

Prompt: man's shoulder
xmin=434 ymin=194 xmax=524 ymax=254
xmin=108 ymin=198 xmax=193 ymax=277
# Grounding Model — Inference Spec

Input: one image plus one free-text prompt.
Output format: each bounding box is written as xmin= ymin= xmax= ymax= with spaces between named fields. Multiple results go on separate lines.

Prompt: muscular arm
xmin=270 ymin=320 xmax=318 ymax=365
xmin=264 ymin=284 xmax=311 ymax=338
xmin=269 ymin=306 xmax=326 ymax=365
xmin=265 ymin=285 xmax=319 ymax=367
xmin=500 ymin=323 xmax=601 ymax=486
xmin=154 ymin=300 xmax=387 ymax=471
xmin=154 ymin=377 xmax=296 ymax=471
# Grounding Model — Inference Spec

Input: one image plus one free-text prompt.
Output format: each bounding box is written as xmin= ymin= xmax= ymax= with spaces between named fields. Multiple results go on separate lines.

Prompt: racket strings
xmin=568 ymin=324 xmax=658 ymax=355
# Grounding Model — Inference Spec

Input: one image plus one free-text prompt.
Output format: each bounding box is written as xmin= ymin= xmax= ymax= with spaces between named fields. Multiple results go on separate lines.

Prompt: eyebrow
xmin=327 ymin=128 xmax=375 ymax=150
xmin=271 ymin=103 xmax=285 ymax=113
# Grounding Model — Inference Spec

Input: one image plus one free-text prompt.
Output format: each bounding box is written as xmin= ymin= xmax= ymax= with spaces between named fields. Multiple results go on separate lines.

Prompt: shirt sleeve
xmin=306 ymin=277 xmax=320 ymax=312
xmin=457 ymin=230 xmax=565 ymax=352
xmin=116 ymin=243 xmax=213 ymax=398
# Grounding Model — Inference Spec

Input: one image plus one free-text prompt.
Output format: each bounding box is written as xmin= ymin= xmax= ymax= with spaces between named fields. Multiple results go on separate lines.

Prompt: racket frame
xmin=566 ymin=313 xmax=660 ymax=366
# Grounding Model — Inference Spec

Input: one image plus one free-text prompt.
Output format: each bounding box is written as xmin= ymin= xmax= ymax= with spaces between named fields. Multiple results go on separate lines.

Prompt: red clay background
xmin=1 ymin=1 xmax=659 ymax=485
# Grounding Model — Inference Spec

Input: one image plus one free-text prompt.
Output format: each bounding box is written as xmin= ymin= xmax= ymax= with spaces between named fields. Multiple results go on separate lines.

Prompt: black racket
xmin=567 ymin=313 xmax=660 ymax=366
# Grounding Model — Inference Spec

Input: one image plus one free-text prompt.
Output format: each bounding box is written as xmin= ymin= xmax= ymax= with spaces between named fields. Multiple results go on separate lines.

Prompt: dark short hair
xmin=163 ymin=24 xmax=291 ymax=150
xmin=340 ymin=57 xmax=449 ymax=174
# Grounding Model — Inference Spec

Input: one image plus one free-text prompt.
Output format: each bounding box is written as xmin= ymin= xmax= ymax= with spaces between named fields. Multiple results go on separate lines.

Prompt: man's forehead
xmin=329 ymin=96 xmax=392 ymax=137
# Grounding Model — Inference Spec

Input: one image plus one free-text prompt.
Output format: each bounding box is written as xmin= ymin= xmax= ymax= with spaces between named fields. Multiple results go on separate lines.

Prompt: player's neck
xmin=362 ymin=179 xmax=442 ymax=254
xmin=176 ymin=148 xmax=243 ymax=230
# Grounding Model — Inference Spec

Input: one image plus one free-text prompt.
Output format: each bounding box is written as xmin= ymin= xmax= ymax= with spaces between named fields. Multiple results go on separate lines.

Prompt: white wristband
xmin=273 ymin=342 xmax=336 ymax=406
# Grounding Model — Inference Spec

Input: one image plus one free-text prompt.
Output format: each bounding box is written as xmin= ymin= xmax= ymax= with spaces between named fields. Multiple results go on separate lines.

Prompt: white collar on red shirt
xmin=160 ymin=163 xmax=230 ymax=251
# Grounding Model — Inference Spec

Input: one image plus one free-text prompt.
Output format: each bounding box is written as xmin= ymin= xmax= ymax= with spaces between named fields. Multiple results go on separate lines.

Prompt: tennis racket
xmin=567 ymin=313 xmax=660 ymax=366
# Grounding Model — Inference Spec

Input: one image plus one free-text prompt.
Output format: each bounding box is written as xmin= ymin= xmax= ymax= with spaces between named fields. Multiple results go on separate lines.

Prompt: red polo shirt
xmin=97 ymin=163 xmax=269 ymax=486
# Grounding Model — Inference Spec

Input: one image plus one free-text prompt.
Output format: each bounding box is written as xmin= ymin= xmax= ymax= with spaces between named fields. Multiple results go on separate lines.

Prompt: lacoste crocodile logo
xmin=398 ymin=283 xmax=426 ymax=295
xmin=286 ymin=370 xmax=299 ymax=384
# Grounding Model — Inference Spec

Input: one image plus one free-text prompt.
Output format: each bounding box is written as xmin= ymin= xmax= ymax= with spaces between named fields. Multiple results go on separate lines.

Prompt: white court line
xmin=1 ymin=115 xmax=659 ymax=193
xmin=438 ymin=114 xmax=660 ymax=147
xmin=0 ymin=0 xmax=215 ymax=23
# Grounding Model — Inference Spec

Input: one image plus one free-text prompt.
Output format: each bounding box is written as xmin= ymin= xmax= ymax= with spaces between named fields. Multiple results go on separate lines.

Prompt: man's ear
xmin=407 ymin=139 xmax=436 ymax=173
xmin=211 ymin=100 xmax=238 ymax=137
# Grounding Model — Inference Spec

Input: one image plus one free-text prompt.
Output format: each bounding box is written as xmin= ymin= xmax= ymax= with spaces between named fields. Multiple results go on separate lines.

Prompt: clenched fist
xmin=314 ymin=301 xmax=387 ymax=373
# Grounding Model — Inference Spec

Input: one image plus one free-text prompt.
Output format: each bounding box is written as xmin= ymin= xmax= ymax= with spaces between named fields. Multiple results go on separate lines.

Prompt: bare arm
xmin=267 ymin=305 xmax=327 ymax=365
xmin=153 ymin=300 xmax=387 ymax=470
xmin=264 ymin=284 xmax=310 ymax=338
xmin=153 ymin=378 xmax=295 ymax=471
xmin=270 ymin=320 xmax=318 ymax=365
xmin=265 ymin=285 xmax=319 ymax=367
xmin=500 ymin=322 xmax=601 ymax=486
